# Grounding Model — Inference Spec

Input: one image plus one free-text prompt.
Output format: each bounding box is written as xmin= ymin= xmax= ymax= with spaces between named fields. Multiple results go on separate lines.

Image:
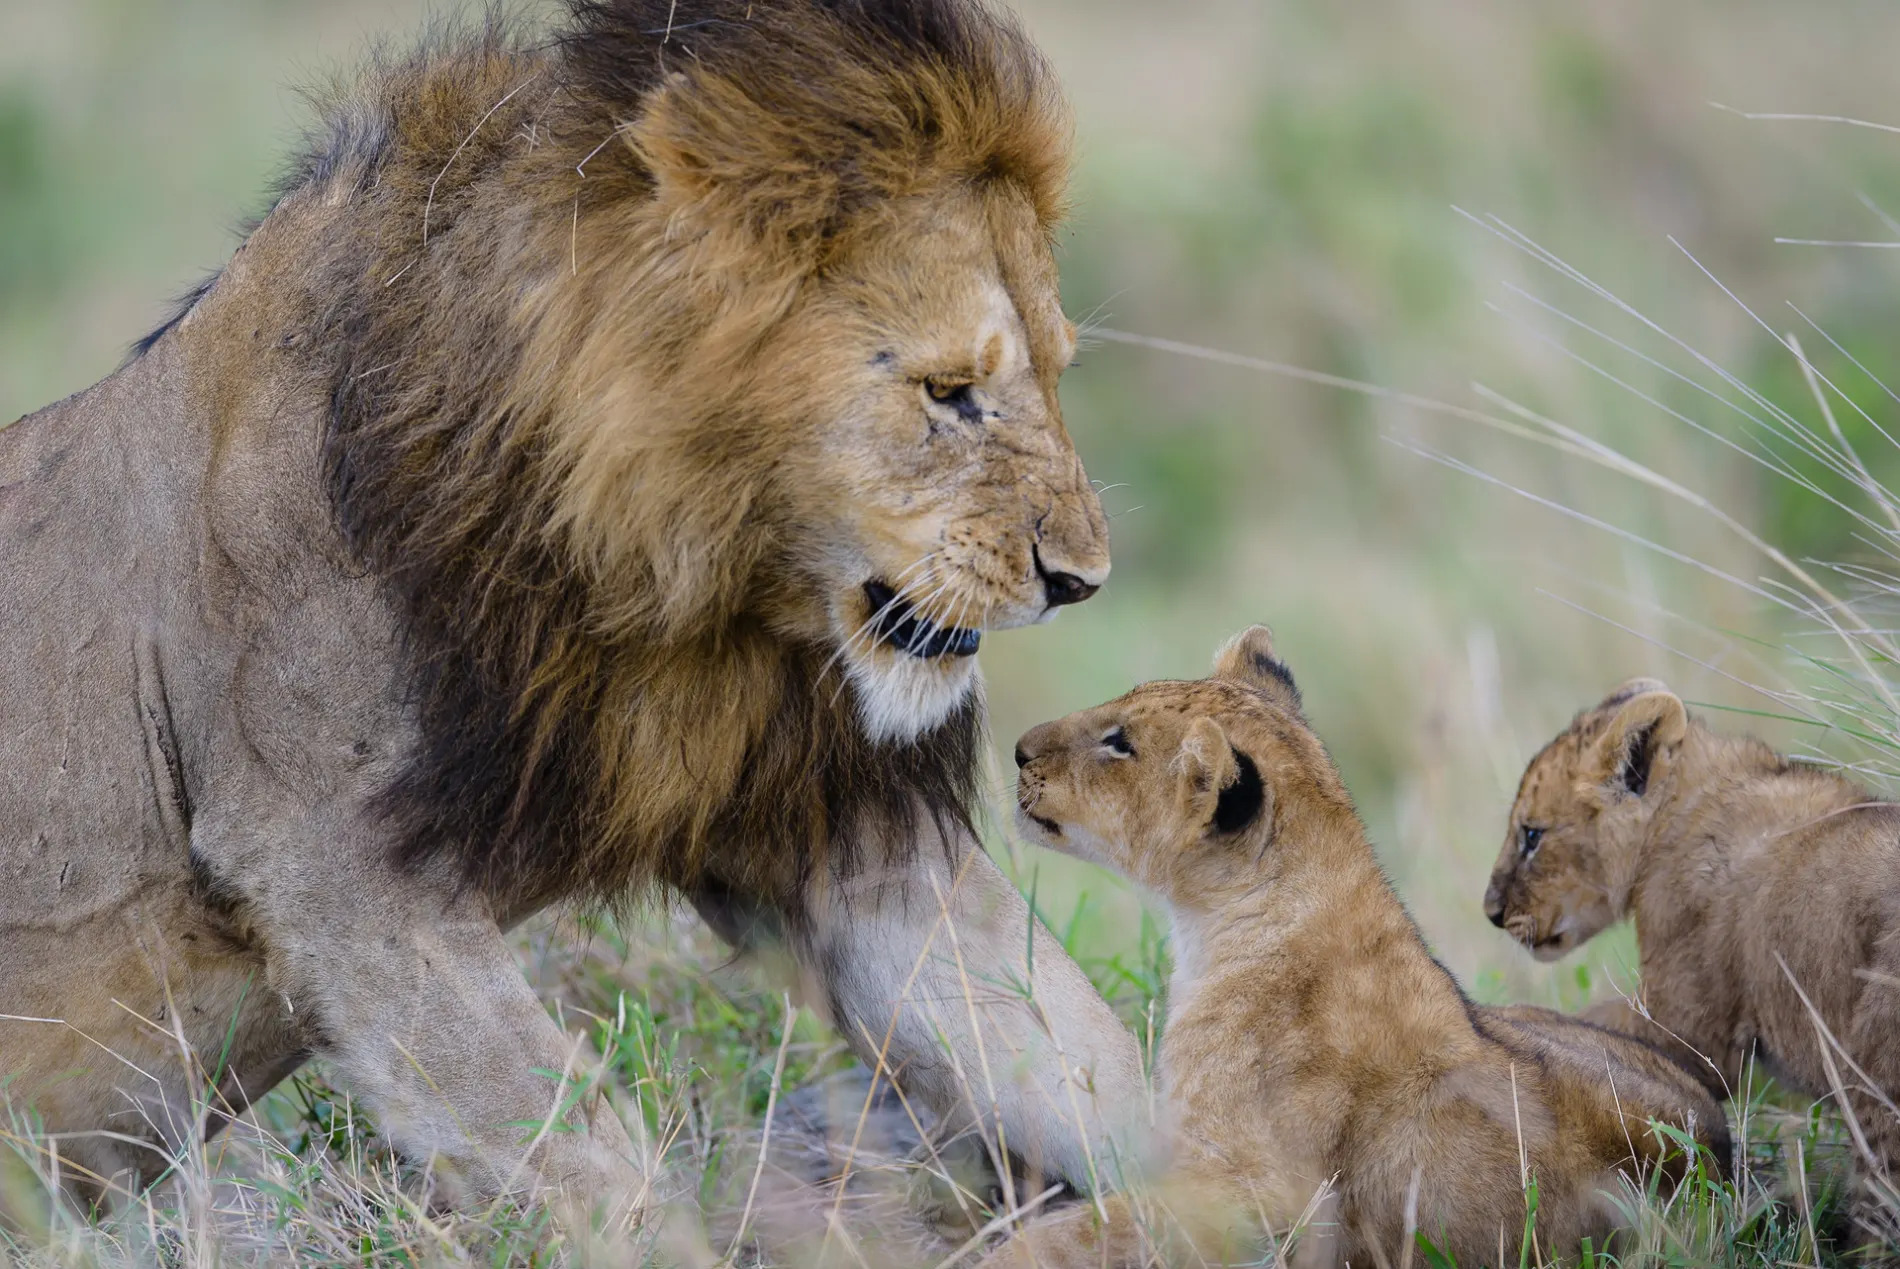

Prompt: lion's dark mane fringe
xmin=259 ymin=0 xmax=1058 ymax=916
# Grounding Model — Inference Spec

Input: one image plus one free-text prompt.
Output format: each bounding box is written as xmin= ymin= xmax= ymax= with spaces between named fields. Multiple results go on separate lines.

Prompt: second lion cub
xmin=1485 ymin=678 xmax=1900 ymax=1179
xmin=984 ymin=629 xmax=1726 ymax=1268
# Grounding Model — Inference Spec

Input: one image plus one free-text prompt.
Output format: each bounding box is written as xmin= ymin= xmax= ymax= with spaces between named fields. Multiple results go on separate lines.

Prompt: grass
xmin=0 ymin=905 xmax=1891 ymax=1265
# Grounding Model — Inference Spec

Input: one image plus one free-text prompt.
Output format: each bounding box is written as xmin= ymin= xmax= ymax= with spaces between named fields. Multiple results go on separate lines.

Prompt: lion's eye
xmin=923 ymin=379 xmax=982 ymax=423
xmin=1518 ymin=825 xmax=1544 ymax=859
xmin=1101 ymin=728 xmax=1134 ymax=759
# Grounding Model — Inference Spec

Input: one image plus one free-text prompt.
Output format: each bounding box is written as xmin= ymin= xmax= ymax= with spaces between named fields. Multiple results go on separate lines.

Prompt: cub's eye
xmin=1518 ymin=825 xmax=1544 ymax=859
xmin=1100 ymin=728 xmax=1134 ymax=759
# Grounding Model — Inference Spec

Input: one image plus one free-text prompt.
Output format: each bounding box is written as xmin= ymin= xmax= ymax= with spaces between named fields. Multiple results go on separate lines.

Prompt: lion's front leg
xmin=793 ymin=814 xmax=1145 ymax=1198
xmin=250 ymin=856 xmax=647 ymax=1227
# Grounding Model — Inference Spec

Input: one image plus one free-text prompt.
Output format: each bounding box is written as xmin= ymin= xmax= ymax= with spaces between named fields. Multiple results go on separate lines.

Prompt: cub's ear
xmin=1589 ymin=683 xmax=1687 ymax=798
xmin=1174 ymin=717 xmax=1270 ymax=836
xmin=1211 ymin=626 xmax=1301 ymax=707
xmin=1597 ymin=677 xmax=1672 ymax=711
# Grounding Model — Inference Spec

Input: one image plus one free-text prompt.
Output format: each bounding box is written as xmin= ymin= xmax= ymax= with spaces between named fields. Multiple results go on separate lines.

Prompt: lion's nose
xmin=1034 ymin=547 xmax=1100 ymax=607
xmin=1014 ymin=742 xmax=1031 ymax=769
xmin=1483 ymin=886 xmax=1507 ymax=928
xmin=1042 ymin=569 xmax=1098 ymax=607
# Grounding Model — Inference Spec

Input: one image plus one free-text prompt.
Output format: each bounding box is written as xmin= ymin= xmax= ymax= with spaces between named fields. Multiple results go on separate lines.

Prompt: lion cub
xmin=1486 ymin=678 xmax=1900 ymax=1175
xmin=984 ymin=630 xmax=1727 ymax=1268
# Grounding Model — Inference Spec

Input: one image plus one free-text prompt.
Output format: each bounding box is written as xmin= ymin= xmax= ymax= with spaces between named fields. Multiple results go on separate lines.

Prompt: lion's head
xmin=789 ymin=205 xmax=1106 ymax=742
xmin=242 ymin=0 xmax=1105 ymax=905
xmin=1483 ymin=680 xmax=1689 ymax=960
xmin=651 ymin=182 xmax=1107 ymax=744
xmin=524 ymin=0 xmax=1107 ymax=745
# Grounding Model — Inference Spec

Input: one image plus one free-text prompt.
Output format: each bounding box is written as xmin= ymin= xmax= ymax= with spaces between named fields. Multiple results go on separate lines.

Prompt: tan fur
xmin=301 ymin=1 xmax=1105 ymax=906
xmin=0 ymin=1 xmax=1141 ymax=1219
xmin=1485 ymin=680 xmax=1900 ymax=1176
xmin=983 ymin=631 xmax=1728 ymax=1267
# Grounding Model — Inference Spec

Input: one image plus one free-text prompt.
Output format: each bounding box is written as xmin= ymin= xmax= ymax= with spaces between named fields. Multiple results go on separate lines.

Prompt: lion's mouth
xmin=863 ymin=581 xmax=982 ymax=659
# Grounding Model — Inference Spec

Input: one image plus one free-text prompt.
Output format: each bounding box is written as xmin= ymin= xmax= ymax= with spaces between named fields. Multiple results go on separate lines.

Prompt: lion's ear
xmin=627 ymin=70 xmax=845 ymax=272
xmin=1174 ymin=717 xmax=1268 ymax=836
xmin=1211 ymin=626 xmax=1301 ymax=708
xmin=1589 ymin=685 xmax=1687 ymax=798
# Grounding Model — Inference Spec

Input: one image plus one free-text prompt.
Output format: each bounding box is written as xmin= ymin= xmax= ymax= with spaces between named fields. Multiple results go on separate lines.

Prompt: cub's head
xmin=1014 ymin=627 xmax=1350 ymax=901
xmin=1483 ymin=679 xmax=1688 ymax=960
xmin=549 ymin=0 xmax=1108 ymax=745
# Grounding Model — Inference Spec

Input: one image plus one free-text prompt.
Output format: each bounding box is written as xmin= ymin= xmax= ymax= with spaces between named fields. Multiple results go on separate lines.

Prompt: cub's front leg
xmin=974 ymin=1174 xmax=1299 ymax=1269
xmin=974 ymin=1198 xmax=1149 ymax=1269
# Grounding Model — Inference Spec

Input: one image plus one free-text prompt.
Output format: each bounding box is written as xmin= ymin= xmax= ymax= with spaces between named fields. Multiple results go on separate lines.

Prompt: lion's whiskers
xmin=822 ymin=571 xmax=975 ymax=713
xmin=829 ymin=577 xmax=958 ymax=710
xmin=813 ymin=553 xmax=944 ymax=692
xmin=832 ymin=555 xmax=939 ymax=656
xmin=897 ymin=577 xmax=960 ymax=656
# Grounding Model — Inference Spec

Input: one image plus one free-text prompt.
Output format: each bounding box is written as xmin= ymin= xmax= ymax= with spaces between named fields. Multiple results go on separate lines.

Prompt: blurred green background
xmin=7 ymin=0 xmax=1900 ymax=1013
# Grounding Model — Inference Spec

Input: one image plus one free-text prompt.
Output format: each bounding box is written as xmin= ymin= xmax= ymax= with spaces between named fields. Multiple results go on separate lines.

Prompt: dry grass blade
xmin=728 ymin=991 xmax=797 ymax=1262
xmin=1776 ymin=953 xmax=1899 ymax=1198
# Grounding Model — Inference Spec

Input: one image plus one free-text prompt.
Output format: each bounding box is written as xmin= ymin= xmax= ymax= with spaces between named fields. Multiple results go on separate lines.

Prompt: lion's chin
xmin=844 ymin=646 xmax=981 ymax=745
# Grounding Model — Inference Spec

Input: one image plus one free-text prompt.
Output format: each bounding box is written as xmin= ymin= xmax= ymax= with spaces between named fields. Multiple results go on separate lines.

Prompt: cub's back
xmin=1481 ymin=1003 xmax=1732 ymax=1176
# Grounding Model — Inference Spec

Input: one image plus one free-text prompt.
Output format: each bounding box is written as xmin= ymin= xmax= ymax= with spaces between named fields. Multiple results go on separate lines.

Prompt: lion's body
xmin=1486 ymin=684 xmax=1900 ymax=1177
xmin=985 ymin=632 xmax=1727 ymax=1268
xmin=0 ymin=338 xmax=337 ymax=1196
xmin=0 ymin=0 xmax=1140 ymax=1215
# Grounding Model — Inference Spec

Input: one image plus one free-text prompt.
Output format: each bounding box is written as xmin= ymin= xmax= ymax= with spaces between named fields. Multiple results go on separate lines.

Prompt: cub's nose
xmin=1015 ymin=721 xmax=1061 ymax=768
xmin=1483 ymin=885 xmax=1507 ymax=928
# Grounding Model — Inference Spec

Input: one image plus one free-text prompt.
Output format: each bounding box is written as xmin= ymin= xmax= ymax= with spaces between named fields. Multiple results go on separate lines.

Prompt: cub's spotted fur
xmin=1487 ymin=679 xmax=1900 ymax=1181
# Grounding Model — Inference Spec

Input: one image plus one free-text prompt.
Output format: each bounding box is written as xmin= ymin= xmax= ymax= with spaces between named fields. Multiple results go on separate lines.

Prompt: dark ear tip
xmin=1213 ymin=748 xmax=1266 ymax=835
xmin=1215 ymin=629 xmax=1300 ymax=703
xmin=1602 ymin=676 xmax=1673 ymax=710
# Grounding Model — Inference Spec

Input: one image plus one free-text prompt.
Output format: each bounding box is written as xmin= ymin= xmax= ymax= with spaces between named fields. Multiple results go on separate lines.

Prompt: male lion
xmin=0 ymin=0 xmax=1140 ymax=1220
xmin=988 ymin=631 xmax=1727 ymax=1267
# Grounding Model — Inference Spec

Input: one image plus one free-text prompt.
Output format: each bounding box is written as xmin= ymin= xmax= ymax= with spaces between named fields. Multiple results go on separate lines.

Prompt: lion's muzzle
xmin=1033 ymin=545 xmax=1099 ymax=609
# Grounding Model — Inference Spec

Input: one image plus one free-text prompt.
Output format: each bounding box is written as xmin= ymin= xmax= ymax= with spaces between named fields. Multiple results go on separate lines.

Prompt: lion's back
xmin=0 ymin=348 xmax=201 ymax=895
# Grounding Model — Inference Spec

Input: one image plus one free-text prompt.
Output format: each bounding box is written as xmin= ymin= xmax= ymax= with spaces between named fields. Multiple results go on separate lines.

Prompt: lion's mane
xmin=149 ymin=0 xmax=1072 ymax=914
